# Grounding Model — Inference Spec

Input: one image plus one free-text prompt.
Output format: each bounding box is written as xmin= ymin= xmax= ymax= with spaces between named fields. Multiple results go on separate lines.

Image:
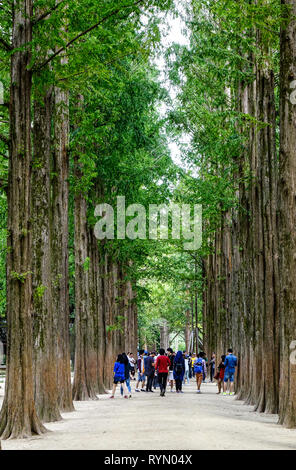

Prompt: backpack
xmin=174 ymin=362 xmax=183 ymax=375
xmin=194 ymin=358 xmax=203 ymax=374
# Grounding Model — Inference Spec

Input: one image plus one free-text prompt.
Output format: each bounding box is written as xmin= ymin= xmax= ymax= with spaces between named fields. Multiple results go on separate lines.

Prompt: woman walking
xmin=121 ymin=352 xmax=132 ymax=398
xmin=110 ymin=354 xmax=129 ymax=399
xmin=173 ymin=350 xmax=185 ymax=393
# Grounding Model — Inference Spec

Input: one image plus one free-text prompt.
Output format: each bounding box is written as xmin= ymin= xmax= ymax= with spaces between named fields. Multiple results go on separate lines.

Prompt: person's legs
xmin=158 ymin=373 xmax=164 ymax=395
xmin=223 ymin=379 xmax=228 ymax=393
xmin=111 ymin=383 xmax=117 ymax=397
xmin=136 ymin=372 xmax=141 ymax=391
xmin=176 ymin=378 xmax=182 ymax=392
xmin=158 ymin=373 xmax=168 ymax=395
xmin=217 ymin=378 xmax=222 ymax=394
xmin=229 ymin=372 xmax=235 ymax=394
xmin=126 ymin=377 xmax=131 ymax=394
xmin=196 ymin=373 xmax=202 ymax=391
xmin=146 ymin=374 xmax=152 ymax=391
xmin=122 ymin=381 xmax=128 ymax=397
xmin=141 ymin=376 xmax=146 ymax=390
xmin=149 ymin=373 xmax=154 ymax=391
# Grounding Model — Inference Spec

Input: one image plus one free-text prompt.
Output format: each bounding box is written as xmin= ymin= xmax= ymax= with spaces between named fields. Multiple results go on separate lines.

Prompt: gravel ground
xmin=1 ymin=378 xmax=296 ymax=450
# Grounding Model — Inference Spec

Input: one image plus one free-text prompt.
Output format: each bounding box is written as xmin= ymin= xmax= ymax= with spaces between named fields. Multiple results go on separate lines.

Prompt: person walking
xmin=135 ymin=350 xmax=146 ymax=392
xmin=145 ymin=351 xmax=155 ymax=392
xmin=194 ymin=353 xmax=207 ymax=393
xmin=110 ymin=354 xmax=129 ymax=399
xmin=128 ymin=352 xmax=136 ymax=380
xmin=223 ymin=348 xmax=238 ymax=396
xmin=216 ymin=355 xmax=226 ymax=394
xmin=120 ymin=353 xmax=132 ymax=398
xmin=202 ymin=353 xmax=208 ymax=382
xmin=174 ymin=350 xmax=185 ymax=393
xmin=183 ymin=353 xmax=190 ymax=385
xmin=209 ymin=353 xmax=216 ymax=383
xmin=191 ymin=353 xmax=196 ymax=379
xmin=188 ymin=352 xmax=193 ymax=379
xmin=167 ymin=348 xmax=175 ymax=392
xmin=155 ymin=348 xmax=171 ymax=397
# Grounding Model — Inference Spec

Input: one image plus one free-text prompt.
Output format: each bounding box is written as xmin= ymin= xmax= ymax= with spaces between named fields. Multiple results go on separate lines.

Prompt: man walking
xmin=135 ymin=350 xmax=146 ymax=392
xmin=145 ymin=351 xmax=155 ymax=392
xmin=223 ymin=348 xmax=238 ymax=396
xmin=155 ymin=349 xmax=171 ymax=397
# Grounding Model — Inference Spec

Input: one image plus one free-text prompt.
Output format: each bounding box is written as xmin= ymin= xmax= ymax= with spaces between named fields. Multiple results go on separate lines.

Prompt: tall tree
xmin=0 ymin=0 xmax=45 ymax=438
xmin=278 ymin=0 xmax=296 ymax=428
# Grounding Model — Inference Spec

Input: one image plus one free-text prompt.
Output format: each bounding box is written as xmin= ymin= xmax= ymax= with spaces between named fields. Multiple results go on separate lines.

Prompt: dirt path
xmin=1 ymin=379 xmax=296 ymax=450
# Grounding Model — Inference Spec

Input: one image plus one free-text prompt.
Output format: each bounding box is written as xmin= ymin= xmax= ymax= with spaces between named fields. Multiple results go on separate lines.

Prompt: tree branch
xmin=32 ymin=0 xmax=67 ymax=25
xmin=57 ymin=51 xmax=138 ymax=82
xmin=33 ymin=0 xmax=145 ymax=72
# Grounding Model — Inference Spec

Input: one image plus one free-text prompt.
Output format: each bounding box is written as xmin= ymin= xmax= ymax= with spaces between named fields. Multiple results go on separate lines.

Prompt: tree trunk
xmin=278 ymin=0 xmax=296 ymax=428
xmin=72 ymin=187 xmax=98 ymax=400
xmin=32 ymin=87 xmax=61 ymax=422
xmin=51 ymin=84 xmax=73 ymax=412
xmin=0 ymin=0 xmax=45 ymax=438
xmin=160 ymin=319 xmax=169 ymax=350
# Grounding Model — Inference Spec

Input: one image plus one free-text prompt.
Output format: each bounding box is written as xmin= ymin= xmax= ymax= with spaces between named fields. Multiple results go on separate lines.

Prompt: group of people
xmin=110 ymin=348 xmax=238 ymax=398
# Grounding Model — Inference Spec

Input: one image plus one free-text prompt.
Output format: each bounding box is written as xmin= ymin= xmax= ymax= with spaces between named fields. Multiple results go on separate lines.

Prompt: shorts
xmin=168 ymin=371 xmax=174 ymax=381
xmin=138 ymin=372 xmax=145 ymax=382
xmin=114 ymin=378 xmax=124 ymax=385
xmin=224 ymin=369 xmax=235 ymax=383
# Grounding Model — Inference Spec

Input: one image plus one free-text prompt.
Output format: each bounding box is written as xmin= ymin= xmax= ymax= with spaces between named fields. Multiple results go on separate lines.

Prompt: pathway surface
xmin=1 ymin=379 xmax=296 ymax=450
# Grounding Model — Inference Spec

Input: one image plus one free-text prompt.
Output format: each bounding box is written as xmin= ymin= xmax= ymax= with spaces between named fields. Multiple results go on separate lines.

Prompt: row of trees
xmin=172 ymin=0 xmax=295 ymax=427
xmin=0 ymin=0 xmax=176 ymax=439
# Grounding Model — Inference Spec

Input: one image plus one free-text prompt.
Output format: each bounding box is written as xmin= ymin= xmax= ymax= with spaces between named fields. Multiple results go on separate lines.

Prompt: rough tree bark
xmin=278 ymin=0 xmax=296 ymax=428
xmin=0 ymin=0 xmax=45 ymax=438
xmin=32 ymin=87 xmax=61 ymax=422
xmin=51 ymin=83 xmax=73 ymax=412
xmin=72 ymin=154 xmax=98 ymax=400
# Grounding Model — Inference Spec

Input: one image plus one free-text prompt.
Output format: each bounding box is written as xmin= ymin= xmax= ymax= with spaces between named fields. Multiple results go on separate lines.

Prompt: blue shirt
xmin=114 ymin=361 xmax=125 ymax=380
xmin=224 ymin=354 xmax=237 ymax=372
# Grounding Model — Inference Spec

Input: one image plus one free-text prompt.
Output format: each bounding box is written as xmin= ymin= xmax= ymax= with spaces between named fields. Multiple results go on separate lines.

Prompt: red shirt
xmin=155 ymin=355 xmax=171 ymax=373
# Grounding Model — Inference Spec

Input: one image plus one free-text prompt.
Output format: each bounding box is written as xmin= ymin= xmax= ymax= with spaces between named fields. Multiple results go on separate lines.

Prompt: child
xmin=110 ymin=354 xmax=129 ymax=399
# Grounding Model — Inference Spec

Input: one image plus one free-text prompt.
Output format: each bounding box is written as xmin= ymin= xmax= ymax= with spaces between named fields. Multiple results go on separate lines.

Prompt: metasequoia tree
xmin=0 ymin=0 xmax=45 ymax=438
xmin=0 ymin=0 xmax=174 ymax=436
xmin=278 ymin=0 xmax=296 ymax=428
xmin=32 ymin=84 xmax=62 ymax=422
xmin=174 ymin=0 xmax=289 ymax=423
